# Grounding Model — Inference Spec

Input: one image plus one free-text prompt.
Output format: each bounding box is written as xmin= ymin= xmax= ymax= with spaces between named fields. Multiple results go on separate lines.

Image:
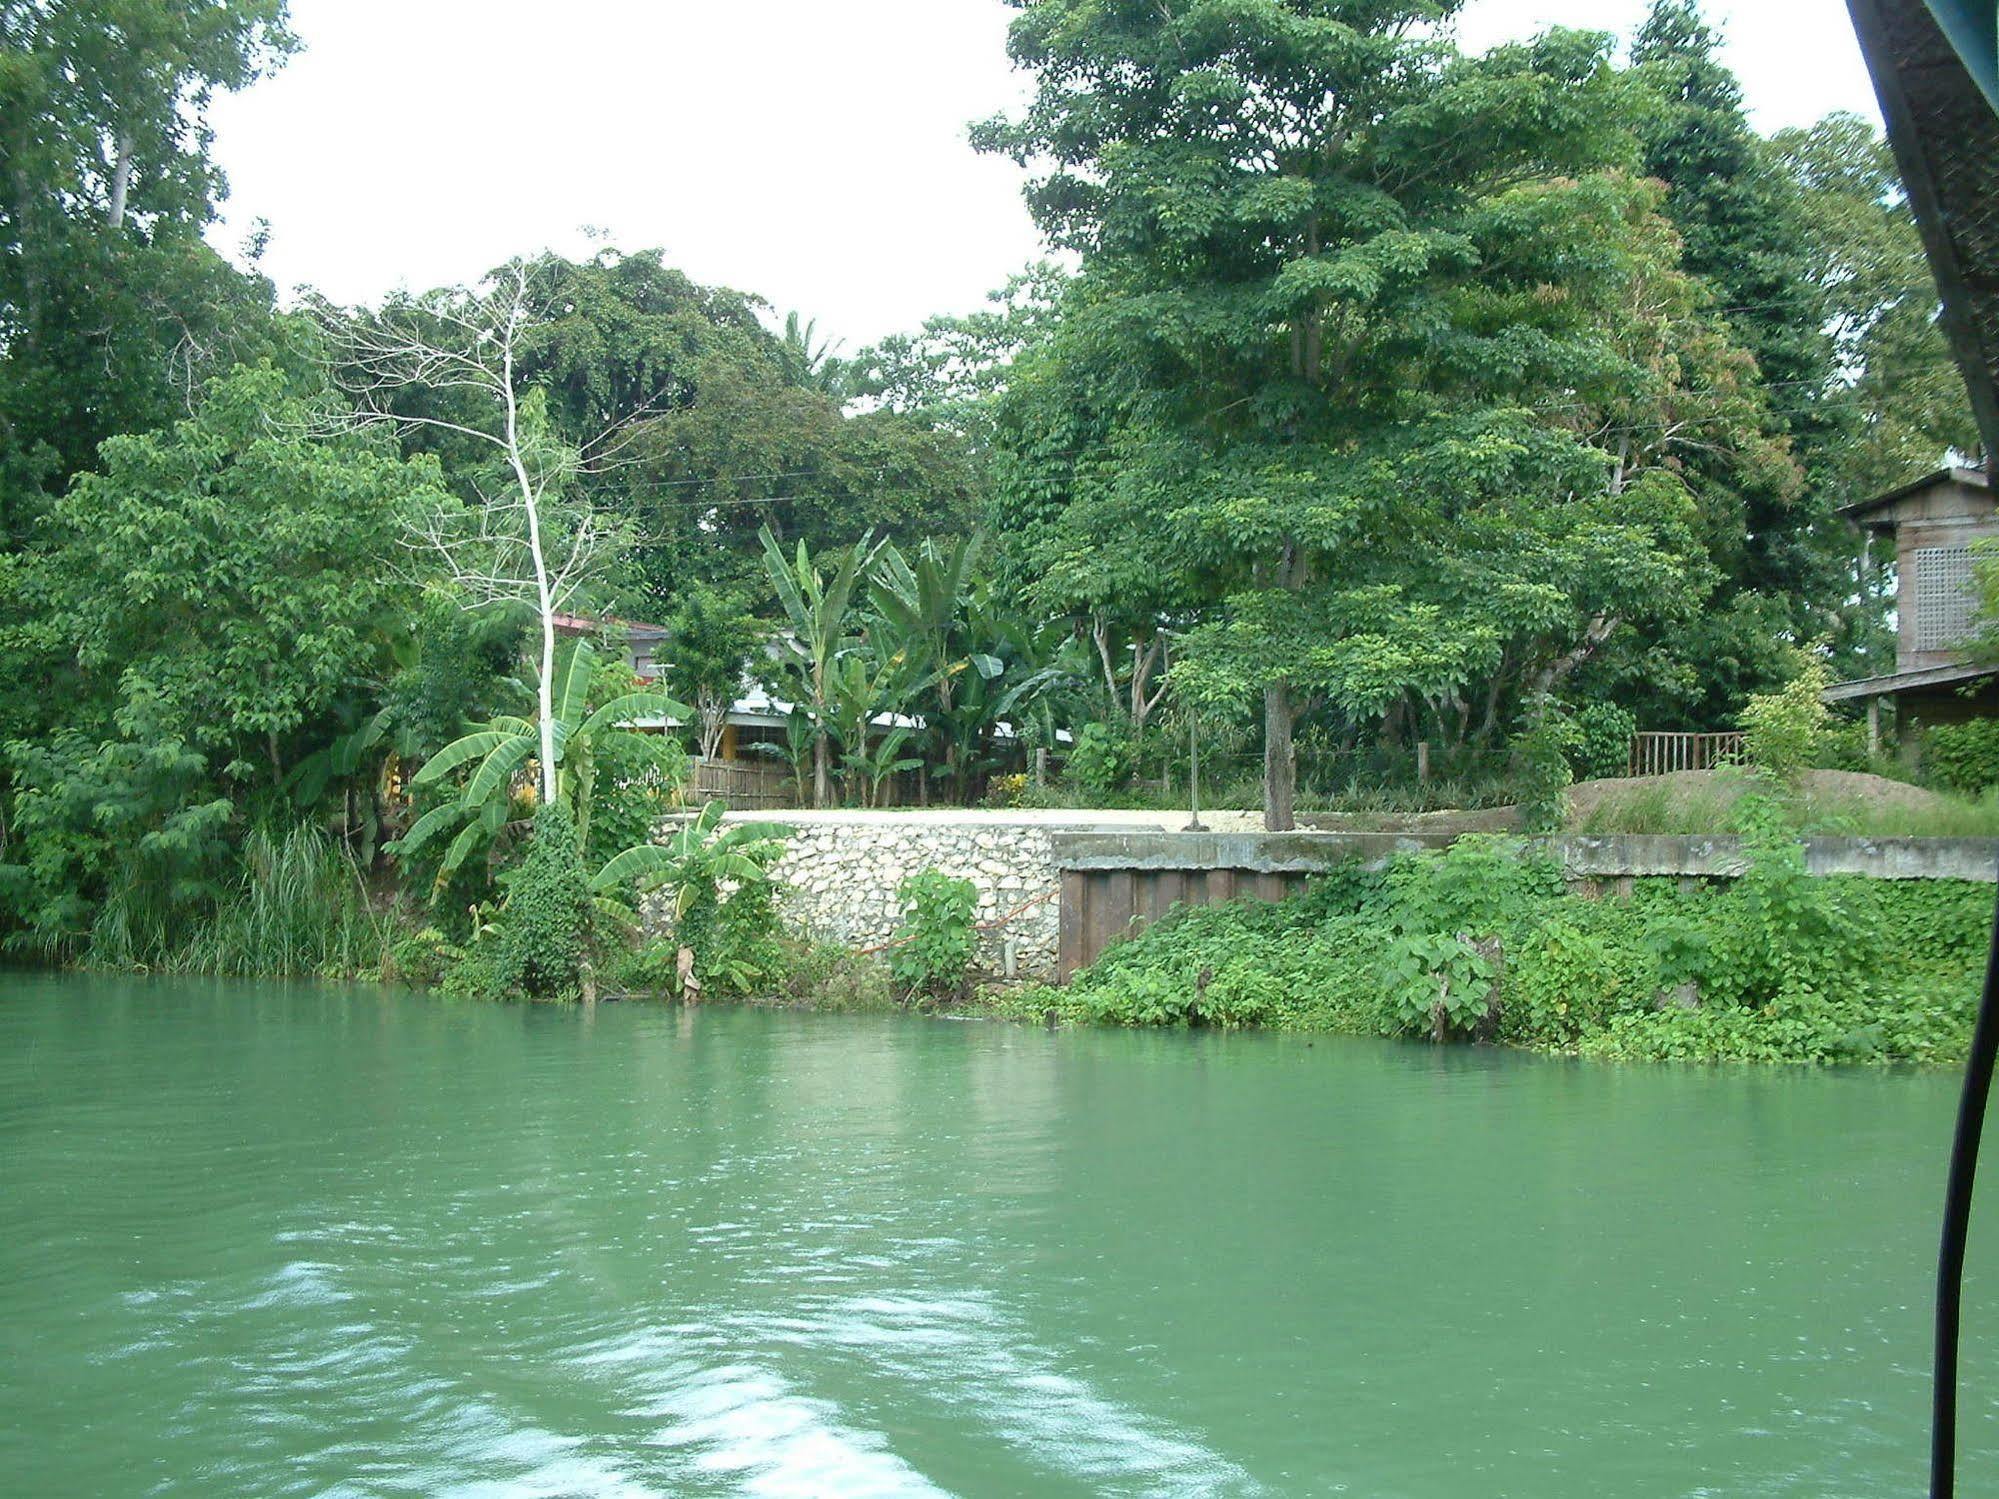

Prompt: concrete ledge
xmin=1051 ymin=830 xmax=1999 ymax=882
xmin=1053 ymin=830 xmax=1454 ymax=873
xmin=1553 ymin=834 xmax=1999 ymax=881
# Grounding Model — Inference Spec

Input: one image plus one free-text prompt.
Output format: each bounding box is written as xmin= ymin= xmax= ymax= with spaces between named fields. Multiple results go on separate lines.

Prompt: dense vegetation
xmin=0 ymin=0 xmax=1983 ymax=1013
xmin=994 ymin=829 xmax=1989 ymax=1065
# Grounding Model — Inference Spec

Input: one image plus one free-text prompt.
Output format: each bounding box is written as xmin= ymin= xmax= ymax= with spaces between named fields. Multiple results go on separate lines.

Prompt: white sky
xmin=206 ymin=0 xmax=1881 ymax=350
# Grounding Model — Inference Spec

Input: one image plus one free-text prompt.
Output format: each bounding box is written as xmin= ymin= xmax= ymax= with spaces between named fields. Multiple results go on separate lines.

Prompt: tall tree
xmin=322 ymin=264 xmax=631 ymax=805
xmin=1628 ymin=2 xmax=1831 ymax=619
xmin=0 ymin=361 xmax=440 ymax=952
xmin=0 ymin=0 xmax=295 ymax=531
xmin=976 ymin=2 xmax=1705 ymax=826
xmin=385 ymin=248 xmax=986 ymax=611
xmin=1772 ymin=111 xmax=1979 ymax=499
xmin=661 ymin=584 xmax=761 ymax=761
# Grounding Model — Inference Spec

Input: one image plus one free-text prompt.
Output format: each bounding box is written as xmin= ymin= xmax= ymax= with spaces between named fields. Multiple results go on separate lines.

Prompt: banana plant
xmin=821 ymin=639 xmax=936 ymax=805
xmin=590 ymin=798 xmax=790 ymax=927
xmin=869 ymin=533 xmax=990 ymax=793
xmin=840 ymin=723 xmax=924 ymax=809
xmin=285 ymin=705 xmax=395 ymax=864
xmin=390 ymin=638 xmax=689 ymax=894
xmin=760 ymin=526 xmax=881 ymax=807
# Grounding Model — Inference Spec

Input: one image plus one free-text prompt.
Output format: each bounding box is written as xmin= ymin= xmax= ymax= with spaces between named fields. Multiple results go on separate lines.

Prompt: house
xmin=1826 ymin=465 xmax=1999 ymax=749
xmin=551 ymin=612 xmax=669 ymax=678
xmin=550 ymin=612 xmax=786 ymax=756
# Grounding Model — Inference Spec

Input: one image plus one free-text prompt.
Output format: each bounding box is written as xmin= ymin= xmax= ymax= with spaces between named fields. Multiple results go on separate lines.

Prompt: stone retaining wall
xmin=741 ymin=813 xmax=1106 ymax=980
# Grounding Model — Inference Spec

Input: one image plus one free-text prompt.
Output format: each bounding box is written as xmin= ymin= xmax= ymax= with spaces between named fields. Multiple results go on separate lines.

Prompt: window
xmin=1913 ymin=545 xmax=1977 ymax=651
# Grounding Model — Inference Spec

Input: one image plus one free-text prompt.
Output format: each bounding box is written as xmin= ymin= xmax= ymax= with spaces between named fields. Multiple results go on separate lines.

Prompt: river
xmin=2 ymin=972 xmax=1995 ymax=1496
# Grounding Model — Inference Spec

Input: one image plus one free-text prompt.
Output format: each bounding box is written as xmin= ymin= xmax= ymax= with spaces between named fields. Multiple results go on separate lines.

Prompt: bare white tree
xmin=315 ymin=262 xmax=632 ymax=802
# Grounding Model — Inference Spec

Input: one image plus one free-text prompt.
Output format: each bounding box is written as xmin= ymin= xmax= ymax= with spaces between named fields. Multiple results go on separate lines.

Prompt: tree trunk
xmin=1263 ymin=684 xmax=1296 ymax=832
xmin=536 ymin=607 xmax=557 ymax=804
xmin=1526 ymin=616 xmax=1619 ymax=701
xmin=813 ymin=731 xmax=831 ymax=809
xmin=697 ymin=694 xmax=726 ymax=762
xmin=12 ymin=166 xmax=43 ymax=346
xmin=107 ymin=131 xmax=133 ymax=230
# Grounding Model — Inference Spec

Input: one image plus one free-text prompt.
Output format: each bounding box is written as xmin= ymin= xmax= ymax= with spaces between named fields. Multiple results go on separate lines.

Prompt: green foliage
xmin=661 ymin=585 xmax=761 ymax=760
xmin=1 ymin=359 xmax=449 ymax=958
xmin=483 ymin=804 xmax=594 ymax=1002
xmin=1382 ymin=931 xmax=1500 ymax=1040
xmin=1569 ymin=702 xmax=1636 ymax=781
xmin=1510 ymin=712 xmax=1579 ymax=834
xmin=21 ymin=361 xmax=437 ymax=773
xmin=1379 ymin=837 xmax=1563 ymax=1038
xmin=1771 ymin=110 xmax=1976 ymax=509
xmin=183 ymin=823 xmax=392 ymax=979
xmin=392 ymin=638 xmax=688 ymax=897
xmin=1061 ymin=723 xmax=1132 ymax=799
xmin=1037 ymin=833 xmax=1988 ymax=1066
xmin=594 ymin=800 xmax=789 ymax=997
xmin=1925 ymin=721 xmax=1999 ymax=795
xmin=1574 ymin=769 xmax=1999 ymax=839
xmin=5 ymin=805 xmax=392 ymax=979
xmin=983 ymin=772 xmax=1030 ymax=809
xmin=1740 ymin=660 xmax=1831 ymax=785
xmin=979 ymin=2 xmax=1741 ymax=824
xmin=1 ymin=722 xmax=231 ymax=958
xmin=386 ymin=925 xmax=460 ymax=989
xmin=888 ymin=869 xmax=979 ymax=1002
xmin=0 ymin=0 xmax=298 ymax=528
xmin=612 ymin=881 xmax=786 ymax=1001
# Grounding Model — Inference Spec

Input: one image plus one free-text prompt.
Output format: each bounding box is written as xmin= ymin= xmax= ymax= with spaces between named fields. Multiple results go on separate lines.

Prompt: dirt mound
xmin=1564 ymin=768 xmax=1947 ymax=828
xmin=1297 ymin=768 xmax=1949 ymax=838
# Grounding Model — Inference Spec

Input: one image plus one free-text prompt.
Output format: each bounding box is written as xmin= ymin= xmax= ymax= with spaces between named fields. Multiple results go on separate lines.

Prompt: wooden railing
xmin=1626 ymin=731 xmax=1746 ymax=778
xmin=684 ymin=758 xmax=798 ymax=809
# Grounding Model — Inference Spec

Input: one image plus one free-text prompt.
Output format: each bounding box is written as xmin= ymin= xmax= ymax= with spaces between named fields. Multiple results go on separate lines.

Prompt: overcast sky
xmin=206 ymin=0 xmax=1881 ymax=349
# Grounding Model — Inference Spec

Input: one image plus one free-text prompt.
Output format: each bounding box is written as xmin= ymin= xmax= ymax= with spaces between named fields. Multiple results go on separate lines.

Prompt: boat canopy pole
xmin=1932 ymin=873 xmax=1999 ymax=1498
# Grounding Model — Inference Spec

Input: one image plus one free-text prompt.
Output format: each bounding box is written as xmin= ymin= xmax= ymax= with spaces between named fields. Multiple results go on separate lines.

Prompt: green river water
xmin=3 ymin=973 xmax=1997 ymax=1497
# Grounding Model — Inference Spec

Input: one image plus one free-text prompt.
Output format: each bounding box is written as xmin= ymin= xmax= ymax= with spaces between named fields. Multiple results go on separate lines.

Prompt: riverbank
xmin=705 ymin=829 xmax=1990 ymax=1067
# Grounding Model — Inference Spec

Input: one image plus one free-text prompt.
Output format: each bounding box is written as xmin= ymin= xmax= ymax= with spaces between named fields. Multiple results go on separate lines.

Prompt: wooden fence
xmin=685 ymin=758 xmax=797 ymax=809
xmin=1626 ymin=731 xmax=1746 ymax=777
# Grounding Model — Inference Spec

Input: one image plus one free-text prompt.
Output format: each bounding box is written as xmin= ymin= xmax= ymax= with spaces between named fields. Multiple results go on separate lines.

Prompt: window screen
xmin=1913 ymin=545 xmax=1977 ymax=651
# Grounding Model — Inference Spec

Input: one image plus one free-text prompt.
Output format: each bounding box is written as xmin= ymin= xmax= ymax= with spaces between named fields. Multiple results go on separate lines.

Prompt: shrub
xmin=1741 ymin=660 xmax=1831 ymax=785
xmin=776 ymin=939 xmax=899 ymax=1011
xmin=587 ymin=726 xmax=690 ymax=871
xmin=1061 ymin=723 xmax=1132 ymax=799
xmin=1925 ymin=720 xmax=1999 ymax=794
xmin=983 ymin=771 xmax=1030 ymax=808
xmin=1022 ymin=833 xmax=1988 ymax=1066
xmin=487 ymin=804 xmax=594 ymax=1001
xmin=1568 ymin=701 xmax=1635 ymax=781
xmin=386 ymin=925 xmax=459 ymax=988
xmin=888 ymin=868 xmax=979 ymax=1001
xmin=1504 ymin=916 xmax=1652 ymax=1047
xmin=1509 ymin=712 xmax=1578 ymax=833
xmin=593 ymin=800 xmax=790 ymax=997
xmin=673 ymin=877 xmax=787 ymax=997
xmin=612 ymin=859 xmax=788 ymax=1001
